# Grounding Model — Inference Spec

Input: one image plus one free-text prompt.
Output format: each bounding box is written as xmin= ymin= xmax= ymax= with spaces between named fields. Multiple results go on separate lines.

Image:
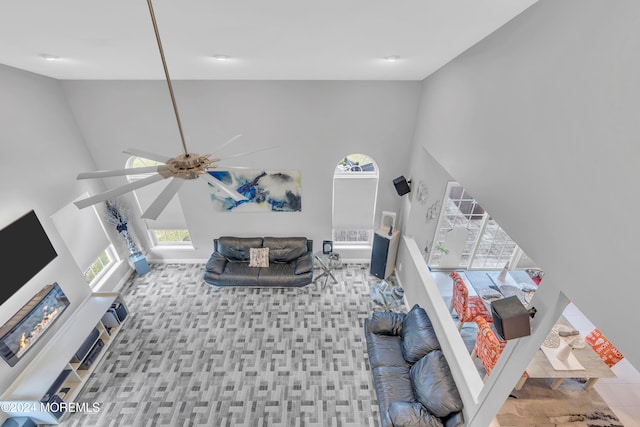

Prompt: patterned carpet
xmin=53 ymin=263 xmax=622 ymax=427
xmin=58 ymin=263 xmax=388 ymax=427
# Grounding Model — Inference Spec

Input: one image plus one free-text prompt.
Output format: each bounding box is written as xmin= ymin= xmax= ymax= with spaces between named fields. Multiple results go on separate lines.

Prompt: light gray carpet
xmin=59 ymin=263 xmax=388 ymax=427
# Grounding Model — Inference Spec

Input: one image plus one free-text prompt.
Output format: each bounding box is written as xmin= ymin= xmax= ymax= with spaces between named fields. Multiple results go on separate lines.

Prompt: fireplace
xmin=0 ymin=283 xmax=70 ymax=367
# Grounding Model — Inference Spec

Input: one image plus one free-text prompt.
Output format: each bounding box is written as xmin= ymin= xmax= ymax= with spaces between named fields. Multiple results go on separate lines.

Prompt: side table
xmin=370 ymin=280 xmax=405 ymax=311
xmin=314 ymin=252 xmax=341 ymax=288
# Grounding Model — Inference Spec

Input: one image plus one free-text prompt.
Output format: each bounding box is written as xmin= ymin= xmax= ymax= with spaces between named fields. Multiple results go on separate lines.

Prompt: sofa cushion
xmin=372 ymin=366 xmax=415 ymax=427
xmin=388 ymin=401 xmax=444 ymax=427
xmin=410 ymin=350 xmax=463 ymax=419
xmin=217 ymin=237 xmax=264 ymax=261
xmin=258 ymin=262 xmax=311 ymax=287
xmin=218 ymin=261 xmax=260 ymax=285
xmin=371 ymin=311 xmax=405 ymax=336
xmin=263 ymin=237 xmax=308 ymax=262
xmin=249 ymin=247 xmax=269 ymax=267
xmin=401 ymin=305 xmax=440 ymax=363
xmin=366 ymin=331 xmax=410 ymax=369
xmin=294 ymin=252 xmax=313 ymax=274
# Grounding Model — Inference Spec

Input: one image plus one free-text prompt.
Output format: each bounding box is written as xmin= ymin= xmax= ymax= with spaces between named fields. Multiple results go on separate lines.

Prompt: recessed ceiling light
xmin=211 ymin=54 xmax=231 ymax=61
xmin=383 ymin=55 xmax=400 ymax=62
xmin=39 ymin=54 xmax=60 ymax=61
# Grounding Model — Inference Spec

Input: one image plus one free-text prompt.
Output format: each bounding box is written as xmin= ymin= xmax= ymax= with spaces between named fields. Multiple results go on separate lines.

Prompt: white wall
xmin=404 ymin=0 xmax=640 ymax=369
xmin=401 ymin=146 xmax=454 ymax=260
xmin=61 ymin=81 xmax=421 ymax=259
xmin=0 ymin=65 xmax=128 ymax=395
xmin=394 ymin=1 xmax=640 ymax=423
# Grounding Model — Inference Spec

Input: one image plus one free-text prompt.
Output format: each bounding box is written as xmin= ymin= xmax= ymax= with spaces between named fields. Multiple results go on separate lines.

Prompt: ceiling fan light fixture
xmin=40 ymin=53 xmax=60 ymax=61
xmin=164 ymin=153 xmax=220 ymax=179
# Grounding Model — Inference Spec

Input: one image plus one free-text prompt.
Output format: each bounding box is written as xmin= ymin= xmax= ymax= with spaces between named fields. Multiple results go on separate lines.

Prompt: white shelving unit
xmin=0 ymin=292 xmax=128 ymax=424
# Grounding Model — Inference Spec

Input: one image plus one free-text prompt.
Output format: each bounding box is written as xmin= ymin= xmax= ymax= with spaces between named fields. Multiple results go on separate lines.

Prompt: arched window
xmin=332 ymin=154 xmax=379 ymax=246
xmin=125 ymin=156 xmax=191 ymax=246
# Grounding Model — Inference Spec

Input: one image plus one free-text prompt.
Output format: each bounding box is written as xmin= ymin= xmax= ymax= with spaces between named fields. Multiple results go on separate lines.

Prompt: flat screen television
xmin=0 ymin=210 xmax=58 ymax=306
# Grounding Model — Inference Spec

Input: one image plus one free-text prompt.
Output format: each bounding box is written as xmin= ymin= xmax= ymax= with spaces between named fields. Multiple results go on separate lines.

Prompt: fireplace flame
xmin=18 ymin=306 xmax=60 ymax=352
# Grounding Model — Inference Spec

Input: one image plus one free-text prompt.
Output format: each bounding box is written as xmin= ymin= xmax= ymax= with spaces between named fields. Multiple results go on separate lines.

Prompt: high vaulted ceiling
xmin=0 ymin=0 xmax=537 ymax=80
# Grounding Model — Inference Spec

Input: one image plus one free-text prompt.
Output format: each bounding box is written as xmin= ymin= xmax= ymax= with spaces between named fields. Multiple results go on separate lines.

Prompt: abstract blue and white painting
xmin=208 ymin=170 xmax=302 ymax=212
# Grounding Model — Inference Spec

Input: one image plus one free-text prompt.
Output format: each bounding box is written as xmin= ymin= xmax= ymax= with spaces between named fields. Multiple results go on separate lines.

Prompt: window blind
xmin=51 ymin=194 xmax=111 ymax=271
xmin=332 ymin=176 xmax=378 ymax=230
xmin=131 ymin=177 xmax=188 ymax=230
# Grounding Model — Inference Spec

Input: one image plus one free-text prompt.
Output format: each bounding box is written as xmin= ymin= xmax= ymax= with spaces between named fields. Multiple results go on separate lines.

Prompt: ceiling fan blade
xmin=77 ymin=165 xmax=168 ymax=179
xmin=217 ymin=146 xmax=278 ymax=162
xmin=74 ymin=173 xmax=167 ymax=209
xmin=201 ymin=173 xmax=247 ymax=202
xmin=214 ymin=166 xmax=251 ymax=170
xmin=123 ymin=147 xmax=172 ymax=163
xmin=211 ymin=134 xmax=243 ymax=153
xmin=141 ymin=177 xmax=186 ymax=220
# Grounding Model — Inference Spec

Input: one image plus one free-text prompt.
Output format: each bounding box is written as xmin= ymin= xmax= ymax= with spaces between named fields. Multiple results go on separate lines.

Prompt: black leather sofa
xmin=365 ymin=305 xmax=464 ymax=427
xmin=203 ymin=236 xmax=314 ymax=287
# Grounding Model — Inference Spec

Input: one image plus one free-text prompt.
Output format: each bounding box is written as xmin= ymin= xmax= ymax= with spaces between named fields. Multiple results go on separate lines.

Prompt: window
xmin=151 ymin=229 xmax=191 ymax=246
xmin=83 ymin=247 xmax=116 ymax=286
xmin=428 ymin=182 xmax=528 ymax=270
xmin=83 ymin=250 xmax=110 ymax=283
xmin=51 ymin=196 xmax=118 ymax=287
xmin=126 ymin=156 xmax=192 ymax=248
xmin=332 ymin=154 xmax=379 ymax=245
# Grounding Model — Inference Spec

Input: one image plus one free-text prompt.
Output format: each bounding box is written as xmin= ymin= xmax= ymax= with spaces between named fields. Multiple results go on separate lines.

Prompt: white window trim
xmin=148 ymin=229 xmax=193 ymax=247
xmin=428 ymin=182 xmax=524 ymax=270
xmin=85 ymin=245 xmax=118 ymax=288
xmin=332 ymin=155 xmax=379 ymax=247
xmin=125 ymin=155 xmax=193 ymax=249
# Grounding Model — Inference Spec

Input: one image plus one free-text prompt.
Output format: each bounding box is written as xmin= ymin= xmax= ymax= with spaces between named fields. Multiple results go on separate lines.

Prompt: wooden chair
xmin=585 ymin=328 xmax=624 ymax=368
xmin=471 ymin=317 xmax=529 ymax=386
xmin=449 ymin=272 xmax=493 ymax=331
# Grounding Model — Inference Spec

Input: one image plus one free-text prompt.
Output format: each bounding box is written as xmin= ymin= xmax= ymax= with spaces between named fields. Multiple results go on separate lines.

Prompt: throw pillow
xmin=401 ymin=305 xmax=440 ymax=363
xmin=388 ymin=401 xmax=444 ymax=427
xmin=410 ymin=350 xmax=463 ymax=418
xmin=370 ymin=311 xmax=405 ymax=336
xmin=249 ymin=247 xmax=269 ymax=267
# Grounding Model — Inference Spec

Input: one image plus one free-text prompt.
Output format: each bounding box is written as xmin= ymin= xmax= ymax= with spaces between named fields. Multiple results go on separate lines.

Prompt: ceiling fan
xmin=74 ymin=0 xmax=266 ymax=220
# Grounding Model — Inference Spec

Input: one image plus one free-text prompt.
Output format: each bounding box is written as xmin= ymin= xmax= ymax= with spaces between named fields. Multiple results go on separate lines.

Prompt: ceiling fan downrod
xmin=146 ymin=0 xmax=189 ymax=158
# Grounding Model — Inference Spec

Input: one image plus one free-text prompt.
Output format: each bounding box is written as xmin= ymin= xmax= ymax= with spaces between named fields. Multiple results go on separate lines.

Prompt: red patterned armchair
xmin=471 ymin=317 xmax=507 ymax=379
xmin=585 ymin=328 xmax=624 ymax=368
xmin=449 ymin=272 xmax=493 ymax=331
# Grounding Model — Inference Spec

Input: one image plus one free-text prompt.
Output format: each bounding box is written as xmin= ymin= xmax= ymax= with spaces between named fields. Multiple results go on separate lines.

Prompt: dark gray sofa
xmin=365 ymin=305 xmax=464 ymax=427
xmin=203 ymin=236 xmax=314 ymax=287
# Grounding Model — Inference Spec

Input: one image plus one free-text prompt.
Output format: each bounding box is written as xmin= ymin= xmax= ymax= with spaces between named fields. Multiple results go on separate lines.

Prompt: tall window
xmin=428 ymin=182 xmax=527 ymax=270
xmin=332 ymin=154 xmax=379 ymax=245
xmin=52 ymin=197 xmax=117 ymax=288
xmin=126 ymin=156 xmax=192 ymax=247
xmin=83 ymin=247 xmax=117 ymax=284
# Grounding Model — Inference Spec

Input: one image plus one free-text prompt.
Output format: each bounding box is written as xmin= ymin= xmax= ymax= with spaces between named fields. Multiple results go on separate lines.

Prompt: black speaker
xmin=393 ymin=176 xmax=411 ymax=196
xmin=491 ymin=296 xmax=531 ymax=340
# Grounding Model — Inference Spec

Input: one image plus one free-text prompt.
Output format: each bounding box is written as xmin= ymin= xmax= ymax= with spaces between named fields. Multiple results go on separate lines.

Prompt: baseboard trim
xmin=146 ymin=258 xmax=209 ymax=264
